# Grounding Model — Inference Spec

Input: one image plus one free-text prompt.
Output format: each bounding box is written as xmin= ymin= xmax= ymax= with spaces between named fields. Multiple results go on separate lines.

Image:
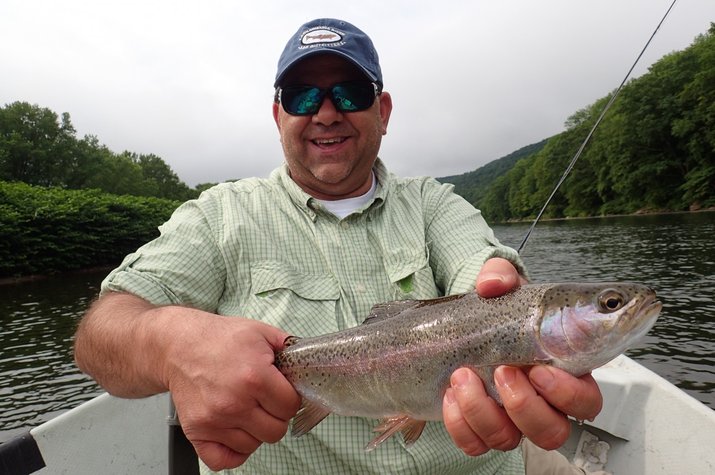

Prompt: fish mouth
xmin=640 ymin=292 xmax=662 ymax=319
xmin=629 ymin=292 xmax=661 ymax=339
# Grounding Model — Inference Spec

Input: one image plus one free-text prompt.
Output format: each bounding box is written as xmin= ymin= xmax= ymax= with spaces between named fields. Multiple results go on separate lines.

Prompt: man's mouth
xmin=312 ymin=137 xmax=347 ymax=147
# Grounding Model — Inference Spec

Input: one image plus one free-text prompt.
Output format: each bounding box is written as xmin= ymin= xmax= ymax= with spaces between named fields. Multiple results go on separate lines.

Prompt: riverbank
xmin=4 ymin=209 xmax=715 ymax=284
xmin=0 ymin=265 xmax=115 ymax=287
xmin=498 ymin=207 xmax=715 ymax=224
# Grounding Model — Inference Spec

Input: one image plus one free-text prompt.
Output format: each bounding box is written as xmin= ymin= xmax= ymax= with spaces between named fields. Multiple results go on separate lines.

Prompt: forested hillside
xmin=442 ymin=24 xmax=715 ymax=222
xmin=438 ymin=139 xmax=548 ymax=208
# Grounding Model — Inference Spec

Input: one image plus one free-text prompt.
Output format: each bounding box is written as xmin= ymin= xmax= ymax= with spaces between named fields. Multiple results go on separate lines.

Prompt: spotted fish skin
xmin=274 ymin=282 xmax=661 ymax=450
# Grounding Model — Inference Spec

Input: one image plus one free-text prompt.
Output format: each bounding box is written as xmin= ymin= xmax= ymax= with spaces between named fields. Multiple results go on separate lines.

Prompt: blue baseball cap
xmin=274 ymin=19 xmax=383 ymax=88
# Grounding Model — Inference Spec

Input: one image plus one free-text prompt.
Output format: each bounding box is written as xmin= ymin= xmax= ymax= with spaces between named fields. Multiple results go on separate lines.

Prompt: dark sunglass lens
xmin=282 ymin=86 xmax=323 ymax=115
xmin=331 ymin=83 xmax=375 ymax=112
xmin=280 ymin=83 xmax=376 ymax=115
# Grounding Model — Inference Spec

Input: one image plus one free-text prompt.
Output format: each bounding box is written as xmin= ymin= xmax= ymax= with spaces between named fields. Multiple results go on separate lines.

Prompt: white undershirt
xmin=315 ymin=173 xmax=377 ymax=219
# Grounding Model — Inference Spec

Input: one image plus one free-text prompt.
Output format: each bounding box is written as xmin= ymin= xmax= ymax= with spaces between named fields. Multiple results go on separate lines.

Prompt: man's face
xmin=273 ymin=54 xmax=392 ymax=200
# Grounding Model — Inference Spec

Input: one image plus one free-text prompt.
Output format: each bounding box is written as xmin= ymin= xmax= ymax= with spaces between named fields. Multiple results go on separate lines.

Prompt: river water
xmin=1 ymin=212 xmax=713 ymax=442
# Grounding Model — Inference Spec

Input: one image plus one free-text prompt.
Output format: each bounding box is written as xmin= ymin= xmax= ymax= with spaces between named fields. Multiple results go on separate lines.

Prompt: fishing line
xmin=517 ymin=0 xmax=678 ymax=255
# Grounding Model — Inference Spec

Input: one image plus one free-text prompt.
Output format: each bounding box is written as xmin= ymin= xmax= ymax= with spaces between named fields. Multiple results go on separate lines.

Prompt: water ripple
xmin=0 ymin=272 xmax=103 ymax=438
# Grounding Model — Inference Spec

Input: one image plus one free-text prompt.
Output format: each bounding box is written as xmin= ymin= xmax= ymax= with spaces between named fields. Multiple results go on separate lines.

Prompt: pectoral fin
xmin=365 ymin=416 xmax=426 ymax=451
xmin=291 ymin=399 xmax=331 ymax=437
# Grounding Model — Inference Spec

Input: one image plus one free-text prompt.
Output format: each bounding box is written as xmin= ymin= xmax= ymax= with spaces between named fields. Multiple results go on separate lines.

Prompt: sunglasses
xmin=276 ymin=81 xmax=381 ymax=116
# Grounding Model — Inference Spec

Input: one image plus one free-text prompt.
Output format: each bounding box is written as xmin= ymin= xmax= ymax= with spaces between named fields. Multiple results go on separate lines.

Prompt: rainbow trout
xmin=274 ymin=282 xmax=661 ymax=450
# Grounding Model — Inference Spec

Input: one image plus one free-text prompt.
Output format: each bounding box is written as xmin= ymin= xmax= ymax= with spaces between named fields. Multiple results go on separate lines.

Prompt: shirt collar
xmin=274 ymin=158 xmax=391 ymax=220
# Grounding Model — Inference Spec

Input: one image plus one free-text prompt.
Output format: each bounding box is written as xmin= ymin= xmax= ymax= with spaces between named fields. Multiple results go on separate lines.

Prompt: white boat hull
xmin=564 ymin=354 xmax=715 ymax=474
xmin=31 ymin=392 xmax=168 ymax=474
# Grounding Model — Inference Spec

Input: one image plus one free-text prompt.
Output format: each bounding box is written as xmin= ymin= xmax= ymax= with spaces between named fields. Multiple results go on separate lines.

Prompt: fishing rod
xmin=517 ymin=0 xmax=679 ymax=255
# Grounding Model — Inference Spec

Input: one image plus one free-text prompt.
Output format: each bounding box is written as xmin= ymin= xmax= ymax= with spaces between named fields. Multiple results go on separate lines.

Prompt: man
xmin=74 ymin=18 xmax=602 ymax=474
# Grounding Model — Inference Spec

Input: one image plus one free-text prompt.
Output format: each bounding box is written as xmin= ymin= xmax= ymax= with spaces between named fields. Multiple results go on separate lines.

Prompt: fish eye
xmin=597 ymin=290 xmax=626 ymax=313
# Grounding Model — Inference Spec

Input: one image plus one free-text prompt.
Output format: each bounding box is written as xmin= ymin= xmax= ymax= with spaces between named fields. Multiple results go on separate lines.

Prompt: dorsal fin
xmin=363 ymin=294 xmax=469 ymax=325
xmin=363 ymin=300 xmax=421 ymax=325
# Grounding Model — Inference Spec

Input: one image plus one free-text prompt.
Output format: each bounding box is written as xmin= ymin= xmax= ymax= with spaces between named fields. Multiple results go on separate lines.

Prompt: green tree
xmin=0 ymin=101 xmax=200 ymax=202
xmin=84 ymin=151 xmax=154 ymax=196
xmin=136 ymin=153 xmax=196 ymax=201
xmin=673 ymin=25 xmax=715 ymax=207
xmin=611 ymin=48 xmax=698 ymax=210
xmin=0 ymin=102 xmax=77 ymax=186
xmin=560 ymin=96 xmax=616 ymax=216
xmin=194 ymin=182 xmax=218 ymax=194
xmin=505 ymin=159 xmax=535 ymax=219
xmin=479 ymin=175 xmax=511 ymax=222
xmin=65 ymin=134 xmax=113 ymax=189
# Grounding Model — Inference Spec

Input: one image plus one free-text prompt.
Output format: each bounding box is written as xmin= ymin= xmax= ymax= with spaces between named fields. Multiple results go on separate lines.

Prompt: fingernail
xmin=495 ymin=366 xmax=517 ymax=390
xmin=444 ymin=388 xmax=456 ymax=405
xmin=530 ymin=366 xmax=555 ymax=392
xmin=479 ymin=272 xmax=506 ymax=285
xmin=450 ymin=368 xmax=469 ymax=390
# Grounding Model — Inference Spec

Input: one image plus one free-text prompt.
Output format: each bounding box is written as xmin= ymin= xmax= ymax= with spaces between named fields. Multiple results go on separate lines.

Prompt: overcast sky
xmin=1 ymin=0 xmax=713 ymax=186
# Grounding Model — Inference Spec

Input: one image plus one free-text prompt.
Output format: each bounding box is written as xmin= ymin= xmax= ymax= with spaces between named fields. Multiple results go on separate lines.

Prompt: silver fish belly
xmin=274 ymin=282 xmax=661 ymax=450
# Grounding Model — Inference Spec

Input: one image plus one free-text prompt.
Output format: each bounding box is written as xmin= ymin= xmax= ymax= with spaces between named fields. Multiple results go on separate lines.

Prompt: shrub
xmin=0 ymin=181 xmax=180 ymax=277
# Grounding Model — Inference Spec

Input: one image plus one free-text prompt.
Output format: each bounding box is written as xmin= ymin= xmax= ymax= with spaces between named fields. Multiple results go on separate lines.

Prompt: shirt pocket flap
xmin=250 ymin=261 xmax=340 ymax=301
xmin=383 ymin=250 xmax=439 ymax=299
xmin=384 ymin=250 xmax=429 ymax=284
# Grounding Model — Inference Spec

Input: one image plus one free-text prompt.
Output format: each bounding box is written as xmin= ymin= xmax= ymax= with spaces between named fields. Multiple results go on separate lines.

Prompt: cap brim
xmin=274 ymin=49 xmax=379 ymax=87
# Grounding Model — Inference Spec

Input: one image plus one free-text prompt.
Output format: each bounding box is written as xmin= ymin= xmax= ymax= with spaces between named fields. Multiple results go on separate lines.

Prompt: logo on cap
xmin=301 ymin=27 xmax=343 ymax=46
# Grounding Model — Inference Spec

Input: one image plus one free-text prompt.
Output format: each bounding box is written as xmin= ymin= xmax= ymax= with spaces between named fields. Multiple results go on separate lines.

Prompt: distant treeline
xmin=442 ymin=23 xmax=715 ymax=222
xmin=0 ymin=102 xmax=220 ymax=200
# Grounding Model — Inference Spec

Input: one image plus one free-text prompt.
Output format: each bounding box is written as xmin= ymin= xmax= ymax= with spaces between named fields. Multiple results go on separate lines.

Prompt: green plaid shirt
xmin=103 ymin=159 xmax=526 ymax=474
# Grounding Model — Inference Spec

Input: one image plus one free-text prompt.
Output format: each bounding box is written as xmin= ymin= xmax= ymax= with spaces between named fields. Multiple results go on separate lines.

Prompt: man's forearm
xmin=74 ymin=291 xmax=172 ymax=398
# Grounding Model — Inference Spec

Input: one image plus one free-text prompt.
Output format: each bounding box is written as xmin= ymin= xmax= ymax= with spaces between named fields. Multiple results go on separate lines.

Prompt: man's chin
xmin=309 ymin=165 xmax=352 ymax=186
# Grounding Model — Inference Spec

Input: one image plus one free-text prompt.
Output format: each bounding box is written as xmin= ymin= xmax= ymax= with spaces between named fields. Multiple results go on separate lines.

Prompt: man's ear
xmin=272 ymin=102 xmax=282 ymax=131
xmin=378 ymin=91 xmax=393 ymax=135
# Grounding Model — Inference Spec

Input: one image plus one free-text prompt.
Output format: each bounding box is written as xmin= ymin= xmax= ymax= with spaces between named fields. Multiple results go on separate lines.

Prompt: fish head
xmin=536 ymin=282 xmax=662 ymax=375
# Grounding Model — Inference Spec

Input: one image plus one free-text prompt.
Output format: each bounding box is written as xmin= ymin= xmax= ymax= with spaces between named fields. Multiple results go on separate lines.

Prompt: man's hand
xmin=442 ymin=257 xmax=603 ymax=456
xmin=161 ymin=311 xmax=302 ymax=470
xmin=75 ymin=293 xmax=302 ymax=471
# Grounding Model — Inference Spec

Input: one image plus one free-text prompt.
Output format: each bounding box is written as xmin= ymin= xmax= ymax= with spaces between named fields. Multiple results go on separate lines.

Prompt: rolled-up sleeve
xmin=101 ymin=194 xmax=228 ymax=312
xmin=421 ymin=179 xmax=527 ymax=295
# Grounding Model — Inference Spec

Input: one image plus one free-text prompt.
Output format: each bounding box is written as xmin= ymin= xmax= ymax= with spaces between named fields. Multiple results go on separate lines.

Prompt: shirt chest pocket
xmin=244 ymin=261 xmax=341 ymax=336
xmin=383 ymin=249 xmax=441 ymax=300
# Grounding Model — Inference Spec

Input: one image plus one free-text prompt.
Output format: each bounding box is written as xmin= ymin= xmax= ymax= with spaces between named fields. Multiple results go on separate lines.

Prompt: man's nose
xmin=312 ymin=94 xmax=343 ymax=126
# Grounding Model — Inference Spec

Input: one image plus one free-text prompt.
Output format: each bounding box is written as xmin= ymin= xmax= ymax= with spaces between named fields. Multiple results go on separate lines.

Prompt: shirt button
xmin=341 ymin=221 xmax=349 ymax=229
